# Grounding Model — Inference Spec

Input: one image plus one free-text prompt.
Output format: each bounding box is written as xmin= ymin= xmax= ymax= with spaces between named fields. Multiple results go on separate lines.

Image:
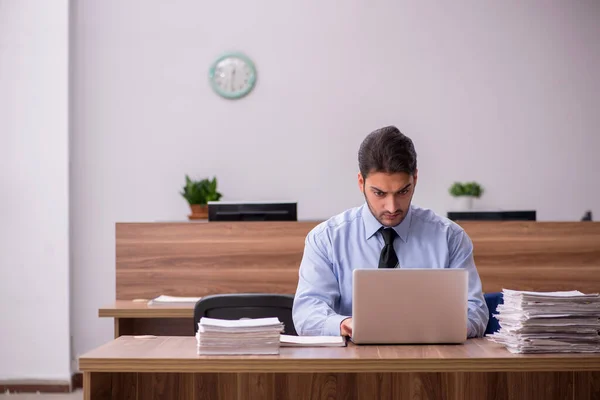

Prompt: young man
xmin=292 ymin=126 xmax=489 ymax=338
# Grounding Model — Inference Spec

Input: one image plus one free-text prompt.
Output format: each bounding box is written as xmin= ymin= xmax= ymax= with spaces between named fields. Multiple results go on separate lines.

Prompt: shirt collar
xmin=362 ymin=203 xmax=412 ymax=243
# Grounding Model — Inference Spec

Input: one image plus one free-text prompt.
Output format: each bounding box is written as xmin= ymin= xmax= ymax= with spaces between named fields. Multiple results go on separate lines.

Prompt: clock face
xmin=209 ymin=53 xmax=256 ymax=99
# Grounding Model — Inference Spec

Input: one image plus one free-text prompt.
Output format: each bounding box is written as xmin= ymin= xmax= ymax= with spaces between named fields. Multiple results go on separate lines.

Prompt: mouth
xmin=384 ymin=213 xmax=401 ymax=219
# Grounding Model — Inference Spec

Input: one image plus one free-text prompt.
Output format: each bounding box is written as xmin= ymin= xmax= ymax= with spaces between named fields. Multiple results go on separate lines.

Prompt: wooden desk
xmin=99 ymin=301 xmax=194 ymax=338
xmin=80 ymin=336 xmax=600 ymax=400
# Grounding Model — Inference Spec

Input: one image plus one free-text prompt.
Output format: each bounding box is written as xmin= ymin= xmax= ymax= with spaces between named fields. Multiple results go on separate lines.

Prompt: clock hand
xmin=231 ymin=67 xmax=236 ymax=91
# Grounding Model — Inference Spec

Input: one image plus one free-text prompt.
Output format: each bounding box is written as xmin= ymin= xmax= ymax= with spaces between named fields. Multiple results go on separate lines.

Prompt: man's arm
xmin=292 ymin=228 xmax=349 ymax=336
xmin=448 ymin=228 xmax=489 ymax=338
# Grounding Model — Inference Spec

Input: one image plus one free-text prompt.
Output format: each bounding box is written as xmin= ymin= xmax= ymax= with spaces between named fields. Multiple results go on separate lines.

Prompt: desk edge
xmin=78 ymin=357 xmax=600 ymax=374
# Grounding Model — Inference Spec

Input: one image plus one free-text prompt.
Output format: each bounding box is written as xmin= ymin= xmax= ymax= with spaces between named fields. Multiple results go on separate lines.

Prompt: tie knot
xmin=381 ymin=228 xmax=397 ymax=245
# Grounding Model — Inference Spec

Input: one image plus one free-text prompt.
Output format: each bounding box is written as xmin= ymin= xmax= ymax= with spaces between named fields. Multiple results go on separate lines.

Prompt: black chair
xmin=483 ymin=292 xmax=504 ymax=335
xmin=193 ymin=293 xmax=297 ymax=335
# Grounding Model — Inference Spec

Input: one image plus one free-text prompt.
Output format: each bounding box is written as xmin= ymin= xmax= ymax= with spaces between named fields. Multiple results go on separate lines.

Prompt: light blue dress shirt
xmin=292 ymin=203 xmax=489 ymax=338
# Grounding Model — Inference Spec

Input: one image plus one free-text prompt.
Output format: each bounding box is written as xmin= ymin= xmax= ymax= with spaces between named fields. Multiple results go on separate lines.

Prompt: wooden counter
xmin=79 ymin=336 xmax=600 ymax=399
xmin=99 ymin=301 xmax=194 ymax=337
xmin=102 ymin=221 xmax=600 ymax=338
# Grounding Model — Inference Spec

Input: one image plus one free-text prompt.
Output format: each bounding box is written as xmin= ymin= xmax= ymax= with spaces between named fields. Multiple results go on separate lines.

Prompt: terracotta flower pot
xmin=188 ymin=204 xmax=208 ymax=220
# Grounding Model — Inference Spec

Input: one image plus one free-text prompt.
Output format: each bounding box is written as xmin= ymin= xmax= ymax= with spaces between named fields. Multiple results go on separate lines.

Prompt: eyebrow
xmin=370 ymin=183 xmax=412 ymax=194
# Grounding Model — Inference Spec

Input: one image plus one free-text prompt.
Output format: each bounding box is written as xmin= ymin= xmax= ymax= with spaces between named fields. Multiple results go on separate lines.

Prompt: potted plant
xmin=449 ymin=181 xmax=483 ymax=211
xmin=180 ymin=175 xmax=222 ymax=220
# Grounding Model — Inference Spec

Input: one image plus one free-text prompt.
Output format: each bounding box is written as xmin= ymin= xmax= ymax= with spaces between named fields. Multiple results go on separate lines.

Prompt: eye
xmin=373 ymin=191 xmax=385 ymax=197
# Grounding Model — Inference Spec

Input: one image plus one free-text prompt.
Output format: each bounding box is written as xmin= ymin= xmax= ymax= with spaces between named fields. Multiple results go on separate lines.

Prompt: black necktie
xmin=378 ymin=228 xmax=398 ymax=268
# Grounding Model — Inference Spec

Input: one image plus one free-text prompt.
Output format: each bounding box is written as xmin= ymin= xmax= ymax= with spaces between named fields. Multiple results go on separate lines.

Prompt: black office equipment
xmin=447 ymin=210 xmax=536 ymax=222
xmin=193 ymin=293 xmax=297 ymax=335
xmin=208 ymin=201 xmax=297 ymax=221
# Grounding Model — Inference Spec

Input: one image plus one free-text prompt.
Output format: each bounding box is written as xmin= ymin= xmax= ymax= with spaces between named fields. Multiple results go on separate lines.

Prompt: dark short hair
xmin=358 ymin=126 xmax=417 ymax=178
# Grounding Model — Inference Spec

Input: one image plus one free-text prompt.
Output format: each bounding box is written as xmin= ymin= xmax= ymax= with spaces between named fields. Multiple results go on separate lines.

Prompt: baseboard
xmin=0 ymin=373 xmax=82 ymax=393
xmin=0 ymin=380 xmax=71 ymax=393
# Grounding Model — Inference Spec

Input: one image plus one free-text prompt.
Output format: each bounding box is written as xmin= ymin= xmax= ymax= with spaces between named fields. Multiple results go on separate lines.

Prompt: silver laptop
xmin=351 ymin=268 xmax=468 ymax=344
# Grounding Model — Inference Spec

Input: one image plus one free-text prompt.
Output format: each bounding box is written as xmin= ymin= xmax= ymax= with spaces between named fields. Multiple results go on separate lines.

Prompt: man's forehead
xmin=366 ymin=173 xmax=413 ymax=190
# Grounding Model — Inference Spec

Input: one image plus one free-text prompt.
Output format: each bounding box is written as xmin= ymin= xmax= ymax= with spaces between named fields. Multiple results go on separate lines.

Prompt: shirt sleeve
xmin=448 ymin=228 xmax=489 ymax=338
xmin=292 ymin=228 xmax=349 ymax=336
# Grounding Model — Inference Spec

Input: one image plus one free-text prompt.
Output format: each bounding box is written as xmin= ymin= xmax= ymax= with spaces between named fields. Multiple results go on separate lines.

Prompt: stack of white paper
xmin=487 ymin=289 xmax=600 ymax=354
xmin=195 ymin=317 xmax=284 ymax=355
xmin=280 ymin=334 xmax=346 ymax=347
xmin=147 ymin=295 xmax=202 ymax=305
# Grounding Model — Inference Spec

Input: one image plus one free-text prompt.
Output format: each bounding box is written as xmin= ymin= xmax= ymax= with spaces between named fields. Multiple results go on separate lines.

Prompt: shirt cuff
xmin=324 ymin=314 xmax=350 ymax=336
xmin=467 ymin=319 xmax=482 ymax=338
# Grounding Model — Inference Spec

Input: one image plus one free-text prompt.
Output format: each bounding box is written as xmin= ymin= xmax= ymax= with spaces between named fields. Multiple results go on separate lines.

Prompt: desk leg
xmin=84 ymin=372 xmax=137 ymax=400
xmin=83 ymin=372 xmax=111 ymax=400
xmin=114 ymin=319 xmax=119 ymax=338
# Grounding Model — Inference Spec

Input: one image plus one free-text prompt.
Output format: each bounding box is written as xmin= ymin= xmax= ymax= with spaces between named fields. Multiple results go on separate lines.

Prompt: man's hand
xmin=340 ymin=317 xmax=353 ymax=337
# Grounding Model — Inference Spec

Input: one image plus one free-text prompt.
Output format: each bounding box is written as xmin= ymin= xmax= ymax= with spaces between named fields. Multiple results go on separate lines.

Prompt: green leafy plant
xmin=180 ymin=175 xmax=222 ymax=205
xmin=449 ymin=181 xmax=484 ymax=198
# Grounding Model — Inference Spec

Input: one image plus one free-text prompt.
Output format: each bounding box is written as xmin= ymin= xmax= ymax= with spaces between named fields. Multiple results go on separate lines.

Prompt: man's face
xmin=358 ymin=170 xmax=418 ymax=227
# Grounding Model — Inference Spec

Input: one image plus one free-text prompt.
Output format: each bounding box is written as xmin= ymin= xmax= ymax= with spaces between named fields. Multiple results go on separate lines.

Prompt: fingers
xmin=341 ymin=321 xmax=353 ymax=337
xmin=340 ymin=317 xmax=353 ymax=337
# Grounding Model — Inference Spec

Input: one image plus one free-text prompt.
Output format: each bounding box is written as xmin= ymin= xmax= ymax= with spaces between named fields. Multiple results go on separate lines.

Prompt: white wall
xmin=0 ymin=0 xmax=71 ymax=381
xmin=71 ymin=1 xmax=600 ymax=362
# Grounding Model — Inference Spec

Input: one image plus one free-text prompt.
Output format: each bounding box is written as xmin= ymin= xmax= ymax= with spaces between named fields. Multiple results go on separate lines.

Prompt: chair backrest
xmin=582 ymin=210 xmax=593 ymax=221
xmin=193 ymin=293 xmax=297 ymax=335
xmin=484 ymin=292 xmax=504 ymax=335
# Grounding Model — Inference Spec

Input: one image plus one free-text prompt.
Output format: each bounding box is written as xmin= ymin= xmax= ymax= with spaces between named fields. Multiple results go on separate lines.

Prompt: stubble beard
xmin=363 ymin=192 xmax=410 ymax=228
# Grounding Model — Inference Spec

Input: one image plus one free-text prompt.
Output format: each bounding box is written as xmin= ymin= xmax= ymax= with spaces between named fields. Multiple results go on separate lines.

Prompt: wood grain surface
xmin=82 ymin=334 xmax=600 ymax=400
xmin=115 ymin=221 xmax=600 ymax=300
xmin=99 ymin=301 xmax=194 ymax=318
xmin=116 ymin=221 xmax=318 ymax=300
xmin=461 ymin=221 xmax=600 ymax=293
xmin=79 ymin=336 xmax=600 ymax=373
xmin=85 ymin=371 xmax=600 ymax=400
xmin=81 ymin=336 xmax=600 ymax=400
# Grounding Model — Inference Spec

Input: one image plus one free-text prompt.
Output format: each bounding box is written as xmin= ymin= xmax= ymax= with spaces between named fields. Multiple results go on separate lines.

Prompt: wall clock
xmin=209 ymin=52 xmax=257 ymax=99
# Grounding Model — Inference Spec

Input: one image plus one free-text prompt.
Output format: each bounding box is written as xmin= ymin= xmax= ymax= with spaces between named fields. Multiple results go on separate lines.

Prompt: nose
xmin=385 ymin=196 xmax=399 ymax=213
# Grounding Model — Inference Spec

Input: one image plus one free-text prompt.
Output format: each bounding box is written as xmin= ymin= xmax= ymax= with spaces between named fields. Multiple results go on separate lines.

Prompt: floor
xmin=0 ymin=391 xmax=82 ymax=400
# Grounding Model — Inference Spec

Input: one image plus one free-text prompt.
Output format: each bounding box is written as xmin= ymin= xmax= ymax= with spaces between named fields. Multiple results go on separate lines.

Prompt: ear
xmin=413 ymin=169 xmax=418 ymax=187
xmin=357 ymin=172 xmax=365 ymax=194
